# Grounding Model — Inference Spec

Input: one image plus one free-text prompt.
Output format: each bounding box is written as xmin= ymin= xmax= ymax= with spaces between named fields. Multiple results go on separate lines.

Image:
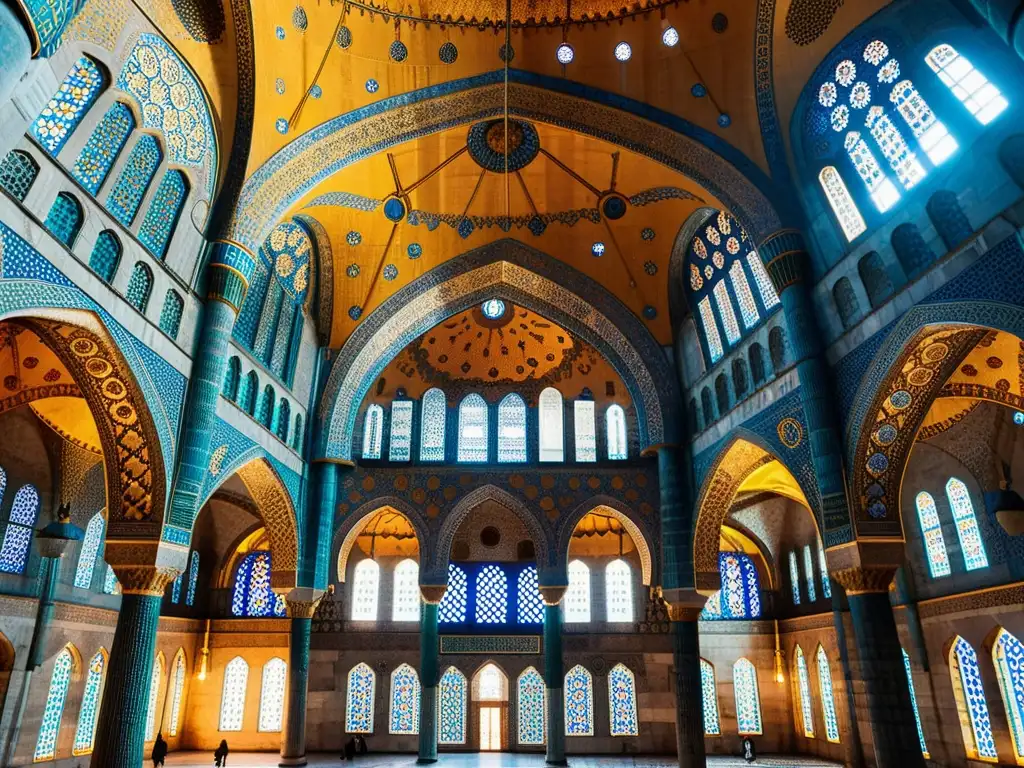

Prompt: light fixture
xmin=556 ymin=43 xmax=574 ymax=64
xmin=197 ymin=619 xmax=211 ymax=680
xmin=614 ymin=41 xmax=632 ymax=62
xmin=662 ymin=26 xmax=679 ymax=46
xmin=773 ymin=649 xmax=786 ymax=684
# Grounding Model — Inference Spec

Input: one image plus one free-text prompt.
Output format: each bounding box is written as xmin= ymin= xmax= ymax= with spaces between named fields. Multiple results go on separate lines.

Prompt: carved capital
xmin=539 ymin=585 xmax=567 ymax=606
xmin=830 ymin=566 xmax=897 ymax=595
xmin=114 ymin=566 xmax=179 ymax=596
xmin=664 ymin=588 xmax=708 ymax=622
xmin=285 ymin=587 xmax=326 ymax=618
xmin=420 ymin=584 xmax=448 ymax=604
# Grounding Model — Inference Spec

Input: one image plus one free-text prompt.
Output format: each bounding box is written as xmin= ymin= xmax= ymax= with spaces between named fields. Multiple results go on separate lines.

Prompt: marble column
xmin=280 ymin=589 xmax=324 ymax=766
xmin=0 ymin=2 xmax=30 ymax=106
xmin=418 ymin=585 xmax=446 ymax=764
xmin=540 ymin=586 xmax=567 ymax=766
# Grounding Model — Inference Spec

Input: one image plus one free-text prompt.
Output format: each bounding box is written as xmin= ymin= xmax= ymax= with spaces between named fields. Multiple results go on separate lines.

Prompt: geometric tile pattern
xmin=31 ymin=57 xmax=105 ymax=156
xmin=106 ymin=134 xmax=162 ymax=226
xmin=71 ymin=101 xmax=134 ymax=194
xmin=138 ymin=170 xmax=187 ymax=259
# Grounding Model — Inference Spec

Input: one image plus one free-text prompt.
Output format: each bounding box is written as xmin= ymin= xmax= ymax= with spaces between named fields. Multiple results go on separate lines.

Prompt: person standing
xmin=214 ymin=739 xmax=229 ymax=766
xmin=151 ymin=733 xmax=168 ymax=767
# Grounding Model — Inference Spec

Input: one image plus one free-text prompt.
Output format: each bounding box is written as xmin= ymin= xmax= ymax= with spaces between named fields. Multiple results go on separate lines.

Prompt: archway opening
xmin=471 ymin=662 xmax=510 ymax=752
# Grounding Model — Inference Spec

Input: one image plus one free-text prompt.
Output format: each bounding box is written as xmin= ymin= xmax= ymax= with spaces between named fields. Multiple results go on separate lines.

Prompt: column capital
xmin=831 ymin=566 xmax=897 ymax=595
xmin=206 ymin=240 xmax=257 ymax=311
xmin=539 ymin=585 xmax=567 ymax=605
xmin=285 ymin=587 xmax=326 ymax=618
xmin=420 ymin=584 xmax=448 ymax=604
xmin=113 ymin=565 xmax=179 ymax=596
xmin=825 ymin=539 xmax=904 ymax=594
xmin=663 ymin=589 xmax=708 ymax=622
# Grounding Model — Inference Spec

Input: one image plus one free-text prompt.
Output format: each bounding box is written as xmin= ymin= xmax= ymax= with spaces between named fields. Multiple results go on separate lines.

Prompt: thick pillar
xmin=418 ymin=586 xmax=445 ymax=764
xmin=305 ymin=459 xmax=342 ymax=589
xmin=540 ymin=587 xmax=567 ymax=765
xmin=0 ymin=2 xmax=31 ymax=106
xmin=830 ymin=590 xmax=865 ymax=768
xmin=666 ymin=599 xmax=707 ymax=768
xmin=280 ymin=589 xmax=323 ymax=766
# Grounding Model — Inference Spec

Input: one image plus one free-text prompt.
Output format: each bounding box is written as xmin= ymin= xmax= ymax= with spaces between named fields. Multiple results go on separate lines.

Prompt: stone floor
xmin=161 ymin=753 xmax=842 ymax=767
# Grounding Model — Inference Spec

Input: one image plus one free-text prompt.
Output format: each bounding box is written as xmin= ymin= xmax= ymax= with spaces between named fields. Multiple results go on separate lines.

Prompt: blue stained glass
xmin=700 ymin=552 xmax=761 ymax=620
xmin=903 ymin=649 xmax=929 ymax=756
xmin=168 ymin=652 xmax=186 ymax=736
xmin=0 ymin=150 xmax=39 ymax=201
xmin=159 ymin=290 xmax=184 ymax=338
xmin=231 ymin=551 xmax=286 ymax=617
xmin=733 ymin=658 xmax=762 ymax=735
xmin=106 ymin=134 xmax=162 ymax=225
xmin=73 ymin=650 xmax=105 ymax=755
xmin=71 ymin=102 xmax=134 ymax=194
xmin=946 ymin=478 xmax=989 ymax=571
xmin=35 ymin=648 xmax=74 ymax=760
xmin=952 ymin=637 xmax=997 ymax=759
xmin=186 ymin=551 xmax=200 ymax=606
xmin=362 ymin=404 xmax=383 ymax=459
xmin=803 ymin=545 xmax=817 ymax=603
xmin=458 ymin=394 xmax=489 ymax=462
xmin=517 ymin=667 xmax=546 ymax=745
xmin=439 ymin=564 xmax=467 ymax=623
xmin=746 ymin=253 xmax=780 ymax=309
xmin=346 ymin=663 xmax=376 ymax=733
xmin=517 ymin=566 xmax=543 ymax=624
xmin=995 ymin=630 xmax=1024 ymax=762
xmin=420 ymin=388 xmax=446 ymax=461
xmin=0 ymin=484 xmax=39 ymax=574
xmin=438 ymin=667 xmax=467 ymax=744
xmin=916 ymin=491 xmax=951 ymax=577
xmin=789 ymin=551 xmax=801 ymax=604
xmin=795 ymin=647 xmax=815 ymax=737
xmin=565 ymin=664 xmax=594 ymax=735
xmin=74 ymin=513 xmax=104 ymax=589
xmin=497 ymin=393 xmax=527 ymax=463
xmin=44 ymin=192 xmax=83 ymax=246
xmin=816 ymin=646 xmax=840 ymax=742
xmin=818 ymin=546 xmax=832 ymax=599
xmin=32 ymin=57 xmax=105 ymax=156
xmin=125 ymin=262 xmax=153 ymax=311
xmin=700 ymin=659 xmax=720 ymax=735
xmin=88 ymin=230 xmax=121 ymax=282
xmin=389 ymin=663 xmax=420 ymax=734
xmin=171 ymin=572 xmax=183 ymax=603
xmin=103 ymin=564 xmax=119 ymax=594
xmin=138 ymin=170 xmax=187 ymax=259
xmin=475 ymin=565 xmax=508 ymax=624
xmin=608 ymin=664 xmax=638 ymax=736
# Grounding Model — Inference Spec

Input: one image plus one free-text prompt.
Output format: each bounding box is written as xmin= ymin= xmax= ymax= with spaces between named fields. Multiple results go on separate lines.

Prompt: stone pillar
xmin=666 ymin=597 xmax=707 ymax=768
xmin=89 ymin=567 xmax=177 ymax=768
xmin=0 ymin=2 xmax=30 ymax=106
xmin=540 ymin=586 xmax=567 ymax=766
xmin=304 ymin=460 xmax=342 ymax=589
xmin=280 ymin=589 xmax=324 ymax=766
xmin=418 ymin=585 xmax=446 ymax=764
xmin=829 ymin=589 xmax=865 ymax=768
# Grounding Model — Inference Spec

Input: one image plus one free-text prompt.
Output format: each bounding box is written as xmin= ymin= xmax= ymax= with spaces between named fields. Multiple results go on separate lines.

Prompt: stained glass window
xmin=362 ymin=404 xmax=383 ymax=459
xmin=728 ymin=261 xmax=760 ymax=330
xmin=219 ymin=656 xmax=248 ymax=731
xmin=138 ymin=170 xmax=187 ymax=259
xmin=259 ymin=657 xmax=287 ymax=732
xmin=844 ymin=131 xmax=900 ymax=212
xmin=390 ymin=663 xmax=420 ymax=734
xmin=539 ymin=387 xmax=565 ymax=462
xmin=103 ymin=564 xmax=119 ymax=594
xmin=45 ymin=192 xmax=83 ymax=246
xmin=890 ymin=80 xmax=957 ymax=165
xmin=926 ymin=45 xmax=1007 ymax=125
xmin=74 ymin=512 xmax=104 ymax=589
xmin=231 ymin=551 xmax=287 ymax=617
xmin=946 ymin=478 xmax=988 ymax=571
xmin=812 ymin=646 xmax=839 ymax=743
xmin=392 ymin=558 xmax=420 ymax=622
xmin=475 ymin=564 xmax=508 ymax=624
xmin=573 ymin=399 xmax=597 ymax=462
xmin=951 ymin=636 xmax=997 ymax=760
xmin=517 ymin=565 xmax=543 ymax=624
xmin=564 ymin=560 xmax=591 ymax=623
xmin=351 ymin=559 xmax=380 ymax=620
xmin=818 ymin=545 xmax=832 ymax=599
xmin=713 ymin=281 xmax=741 ymax=345
xmin=700 ymin=659 xmax=720 ymax=736
xmin=819 ymin=166 xmax=867 ymax=241
xmin=701 ymin=552 xmax=761 ymax=620
xmin=698 ymin=297 xmax=724 ymax=363
xmin=605 ymin=559 xmax=633 ymax=622
xmin=866 ymin=106 xmax=926 ymax=189
xmin=89 ymin=230 xmax=121 ymax=283
xmin=241 ymin=371 xmax=258 ymax=415
xmin=389 ymin=400 xmax=413 ymax=462
xmin=420 ymin=388 xmax=446 ymax=462
xmin=0 ymin=150 xmax=39 ymax=201
xmin=994 ymin=629 xmax=1024 ymax=762
xmin=517 ymin=667 xmax=546 ymax=745
xmin=457 ymin=394 xmax=488 ymax=462
xmin=71 ymin=101 xmax=135 ymax=194
xmin=145 ymin=653 xmax=163 ymax=740
xmin=168 ymin=651 xmax=186 ymax=737
xmin=734 ymin=658 xmax=763 ymax=735
xmin=125 ymin=262 xmax=153 ymax=312
xmin=32 ymin=57 xmax=105 ymax=156
xmin=497 ymin=393 xmax=527 ymax=463
xmin=257 ymin=385 xmax=275 ymax=428
xmin=903 ymin=648 xmax=929 ymax=756
xmin=186 ymin=551 xmax=200 ymax=606
xmin=608 ymin=664 xmax=638 ymax=736
xmin=106 ymin=134 xmax=162 ymax=225
xmin=565 ymin=664 xmax=594 ymax=736
xmin=803 ymin=545 xmax=817 ymax=603
xmin=35 ymin=647 xmax=74 ymax=760
xmin=159 ymin=290 xmax=184 ymax=339
xmin=438 ymin=666 xmax=467 ymax=744
xmin=345 ymin=663 xmax=376 ymax=733
xmin=170 ymin=572 xmax=182 ymax=603
xmin=746 ymin=253 xmax=780 ymax=310
xmin=606 ymin=404 xmax=627 ymax=460
xmin=73 ymin=649 xmax=105 ymax=755
xmin=794 ymin=646 xmax=815 ymax=737
xmin=915 ymin=491 xmax=951 ymax=577
xmin=439 ymin=564 xmax=468 ymax=624
xmin=0 ymin=483 xmax=39 ymax=574
xmin=789 ymin=551 xmax=801 ymax=604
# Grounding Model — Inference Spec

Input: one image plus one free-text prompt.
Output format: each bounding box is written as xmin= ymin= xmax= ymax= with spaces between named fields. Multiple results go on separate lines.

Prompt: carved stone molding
xmin=831 ymin=565 xmax=897 ymax=595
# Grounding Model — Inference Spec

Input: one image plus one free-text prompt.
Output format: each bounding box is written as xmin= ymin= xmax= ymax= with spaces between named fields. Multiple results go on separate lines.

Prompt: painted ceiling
xmin=352 ymin=507 xmax=420 ymax=557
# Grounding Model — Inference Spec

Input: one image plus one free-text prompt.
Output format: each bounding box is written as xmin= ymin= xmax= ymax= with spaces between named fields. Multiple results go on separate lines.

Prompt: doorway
xmin=472 ymin=662 xmax=509 ymax=752
xmin=480 ymin=705 xmax=502 ymax=750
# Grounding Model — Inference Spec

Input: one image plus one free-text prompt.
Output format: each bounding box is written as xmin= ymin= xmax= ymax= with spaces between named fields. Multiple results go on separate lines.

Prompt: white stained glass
xmin=845 ymin=131 xmax=900 ymax=212
xmin=74 ymin=513 xmax=104 ymax=589
xmin=35 ymin=648 xmax=74 ymax=761
xmin=564 ymin=560 xmax=591 ymax=623
xmin=817 ymin=647 xmax=840 ymax=743
xmin=700 ymin=659 xmax=720 ymax=735
xmin=819 ymin=166 xmax=867 ymax=241
xmin=419 ymin=388 xmax=446 ymax=462
xmin=73 ymin=650 xmax=105 ymax=755
xmin=890 ymin=80 xmax=958 ymax=165
xmin=392 ymin=558 xmax=420 ymax=622
xmin=803 ymin=545 xmax=817 ymax=603
xmin=145 ymin=654 xmax=163 ymax=741
xmin=539 ymin=387 xmax=565 ymax=462
xmin=712 ymin=281 xmax=741 ymax=345
xmin=745 ymin=253 xmax=780 ymax=310
xmin=698 ymin=296 xmax=724 ymax=363
xmin=946 ymin=477 xmax=989 ymax=572
xmin=728 ymin=261 xmax=760 ymax=329
xmin=457 ymin=394 xmax=488 ymax=462
xmin=259 ymin=657 xmax=287 ymax=732
xmin=916 ymin=491 xmax=951 ymax=578
xmin=103 ymin=564 xmax=119 ymax=594
xmin=795 ymin=647 xmax=815 ymax=737
xmin=497 ymin=393 xmax=527 ymax=463
xmin=573 ymin=400 xmax=597 ymax=462
xmin=351 ymin=559 xmax=380 ymax=620
xmin=362 ymin=404 xmax=384 ymax=459
xmin=388 ymin=400 xmax=413 ymax=462
xmin=478 ymin=663 xmax=503 ymax=700
xmin=926 ymin=44 xmax=1008 ymax=125
xmin=168 ymin=652 xmax=186 ymax=737
xmin=789 ymin=551 xmax=801 ymax=605
xmin=865 ymin=106 xmax=927 ymax=189
xmin=818 ymin=545 xmax=832 ymax=599
xmin=605 ymin=559 xmax=633 ymax=622
xmin=606 ymin=404 xmax=627 ymax=460
xmin=734 ymin=658 xmax=763 ymax=735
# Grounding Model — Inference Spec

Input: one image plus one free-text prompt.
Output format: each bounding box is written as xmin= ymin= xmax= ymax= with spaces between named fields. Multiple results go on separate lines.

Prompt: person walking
xmin=151 ymin=733 xmax=168 ymax=767
xmin=214 ymin=739 xmax=229 ymax=766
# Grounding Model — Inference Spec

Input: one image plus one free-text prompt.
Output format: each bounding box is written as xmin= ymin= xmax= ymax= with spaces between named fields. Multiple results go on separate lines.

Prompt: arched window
xmin=713 ymin=282 xmax=741 ymax=344
xmin=697 ymin=298 xmax=724 ymax=363
xmin=746 ymin=252 xmax=780 ymax=310
xmin=145 ymin=652 xmax=163 ymax=740
xmin=606 ymin=404 xmax=627 ymax=460
xmin=138 ymin=170 xmax=187 ymax=260
xmin=34 ymin=646 xmax=75 ymax=760
xmin=241 ymin=371 xmax=258 ymax=415
xmin=257 ymin=385 xmax=275 ymax=428
xmin=125 ymin=262 xmax=153 ymax=312
xmin=0 ymin=483 xmax=39 ymax=574
xmin=292 ymin=414 xmax=304 ymax=451
xmin=538 ymin=387 xmax=564 ymax=462
xmin=728 ymin=261 xmax=760 ymax=329
xmin=794 ymin=646 xmax=815 ymax=737
xmin=866 ymin=106 xmax=926 ymax=188
xmin=159 ymin=290 xmax=184 ymax=338
xmin=438 ymin=564 xmax=468 ymax=624
xmin=844 ymin=132 xmax=901 ymax=211
xmin=167 ymin=651 xmax=186 ymax=737
xmin=565 ymin=664 xmax=594 ymax=736
xmin=475 ymin=564 xmax=508 ymax=624
xmin=438 ymin=666 xmax=467 ymax=744
xmin=231 ymin=551 xmax=286 ymax=617
xmin=457 ymin=394 xmax=488 ymax=462
xmin=950 ymin=636 xmax=997 ymax=760
xmin=926 ymin=45 xmax=1007 ymax=125
xmin=351 ymin=559 xmax=380 ymax=621
xmin=219 ymin=656 xmax=249 ymax=732
xmin=45 ymin=192 xmax=84 ymax=246
xmin=71 ymin=101 xmax=135 ymax=194
xmin=803 ymin=545 xmax=817 ymax=603
xmin=89 ymin=230 xmax=121 ymax=283
xmin=497 ymin=393 xmax=527 ymax=463
xmin=993 ymin=629 xmax=1024 ymax=762
xmin=389 ymin=400 xmax=413 ymax=461
xmin=946 ymin=478 xmax=988 ymax=571
xmin=223 ymin=357 xmax=241 ymax=401
xmin=234 ymin=263 xmax=268 ymax=350
xmin=389 ymin=663 xmax=420 ymax=735
xmin=890 ymin=80 xmax=957 ymax=164
xmin=361 ymin=404 xmax=384 ymax=459
xmin=605 ymin=559 xmax=633 ymax=622
xmin=608 ymin=663 xmax=638 ymax=736
xmin=915 ymin=491 xmax=951 ymax=577
xmin=74 ymin=512 xmax=104 ymax=589
xmin=903 ymin=648 xmax=929 ymax=757
xmin=0 ymin=150 xmax=39 ymax=201
xmin=259 ymin=657 xmax=287 ymax=733
xmin=186 ymin=551 xmax=199 ymax=606
xmin=72 ymin=649 xmax=105 ymax=755
xmin=564 ymin=560 xmax=591 ymax=623
xmin=32 ymin=57 xmax=105 ymax=155
xmin=700 ymin=551 xmax=761 ymax=620
xmin=700 ymin=659 xmax=720 ymax=735
xmin=346 ymin=663 xmax=376 ymax=733
xmin=789 ymin=551 xmax=801 ymax=604
xmin=818 ymin=545 xmax=832 ymax=599
xmin=275 ymin=398 xmax=290 ymax=442
xmin=170 ymin=571 xmax=183 ymax=603
xmin=419 ymin=388 xmax=446 ymax=462
xmin=517 ymin=565 xmax=543 ymax=624
xmin=103 ymin=565 xmax=118 ymax=594
xmin=573 ymin=399 xmax=597 ymax=462
xmin=816 ymin=647 xmax=841 ymax=743
xmin=107 ymin=134 xmax=162 ymax=225
xmin=517 ymin=667 xmax=546 ymax=745
xmin=391 ymin=558 xmax=419 ymax=622
xmin=733 ymin=658 xmax=763 ymax=735
xmin=253 ymin=281 xmax=283 ymax=363
xmin=819 ymin=166 xmax=867 ymax=241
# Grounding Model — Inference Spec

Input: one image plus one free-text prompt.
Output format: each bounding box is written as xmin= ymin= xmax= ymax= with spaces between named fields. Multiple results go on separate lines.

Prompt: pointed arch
xmin=72 ymin=647 xmax=106 ymax=755
xmin=733 ymin=658 xmax=762 ymax=735
xmin=517 ymin=666 xmax=546 ymax=745
xmin=700 ymin=658 xmax=720 ymax=736
xmin=608 ymin=663 xmax=638 ymax=736
xmin=1 ymin=484 xmax=39 ymax=574
xmin=219 ymin=656 xmax=249 ymax=731
xmin=389 ymin=663 xmax=420 ymax=734
xmin=233 ymin=458 xmax=300 ymax=588
xmin=558 ymin=499 xmax=655 ymax=587
xmin=34 ymin=645 xmax=79 ymax=761
xmin=258 ymin=657 xmax=287 ymax=733
xmin=333 ymin=500 xmax=427 ymax=584
xmin=564 ymin=664 xmax=594 ymax=736
xmin=949 ymin=636 xmax=997 ymax=760
xmin=438 ymin=666 xmax=467 ymax=744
